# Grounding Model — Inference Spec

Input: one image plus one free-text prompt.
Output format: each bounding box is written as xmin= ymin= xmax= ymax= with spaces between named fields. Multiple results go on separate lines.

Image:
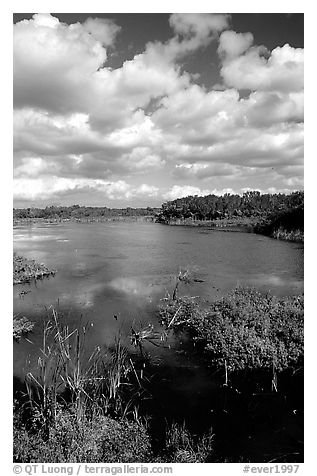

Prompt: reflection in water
xmin=108 ymin=277 xmax=157 ymax=297
xmin=14 ymin=234 xmax=63 ymax=241
xmin=253 ymin=273 xmax=303 ymax=289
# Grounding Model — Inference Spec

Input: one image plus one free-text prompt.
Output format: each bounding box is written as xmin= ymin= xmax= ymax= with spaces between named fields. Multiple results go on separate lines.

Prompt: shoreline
xmin=156 ymin=217 xmax=304 ymax=243
xmin=13 ymin=215 xmax=304 ymax=243
xmin=13 ymin=215 xmax=156 ymax=226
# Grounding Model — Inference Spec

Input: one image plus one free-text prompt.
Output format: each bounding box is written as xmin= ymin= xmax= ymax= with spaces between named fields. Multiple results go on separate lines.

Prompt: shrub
xmin=159 ymin=288 xmax=304 ymax=373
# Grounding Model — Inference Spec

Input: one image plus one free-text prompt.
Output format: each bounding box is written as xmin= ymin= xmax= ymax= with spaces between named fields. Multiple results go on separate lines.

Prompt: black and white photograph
xmin=12 ymin=6 xmax=305 ymax=469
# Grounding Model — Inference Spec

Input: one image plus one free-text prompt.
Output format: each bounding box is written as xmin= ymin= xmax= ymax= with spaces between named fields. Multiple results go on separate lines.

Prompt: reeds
xmin=14 ymin=307 xmax=155 ymax=463
xmin=23 ymin=307 xmax=143 ymax=435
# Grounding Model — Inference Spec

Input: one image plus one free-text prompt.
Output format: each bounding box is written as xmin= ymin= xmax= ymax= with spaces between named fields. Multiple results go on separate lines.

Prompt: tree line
xmin=13 ymin=205 xmax=160 ymax=220
xmin=13 ymin=191 xmax=304 ymax=234
xmin=156 ymin=190 xmax=304 ymax=232
xmin=157 ymin=190 xmax=303 ymax=221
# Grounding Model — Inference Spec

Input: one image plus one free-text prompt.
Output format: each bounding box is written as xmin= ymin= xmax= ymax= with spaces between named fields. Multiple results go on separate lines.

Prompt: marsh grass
xmin=17 ymin=307 xmax=145 ymax=433
xmin=14 ymin=307 xmax=155 ymax=462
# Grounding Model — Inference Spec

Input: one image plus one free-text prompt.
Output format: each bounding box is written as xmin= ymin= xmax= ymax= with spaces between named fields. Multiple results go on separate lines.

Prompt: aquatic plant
xmin=13 ymin=315 xmax=35 ymax=342
xmin=21 ymin=308 xmax=144 ymax=432
xmin=13 ymin=253 xmax=56 ymax=285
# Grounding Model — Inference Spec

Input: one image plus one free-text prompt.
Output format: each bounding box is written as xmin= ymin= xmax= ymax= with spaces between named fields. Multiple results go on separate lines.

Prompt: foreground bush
xmin=160 ymin=288 xmax=304 ymax=372
xmin=14 ymin=409 xmax=152 ymax=463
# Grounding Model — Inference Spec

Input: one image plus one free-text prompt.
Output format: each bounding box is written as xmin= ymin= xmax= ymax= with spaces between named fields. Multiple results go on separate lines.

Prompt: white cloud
xmin=134 ymin=184 xmax=159 ymax=197
xmin=218 ymin=30 xmax=254 ymax=59
xmin=219 ymin=35 xmax=303 ymax=93
xmin=14 ymin=157 xmax=59 ymax=178
xmin=14 ymin=177 xmax=127 ymax=201
xmin=163 ymin=185 xmax=212 ymax=200
xmin=32 ymin=13 xmax=60 ymax=28
xmin=241 ymin=91 xmax=304 ymax=127
xmin=120 ymin=147 xmax=165 ymax=172
xmin=14 ymin=175 xmax=160 ymax=202
xmin=14 ymin=14 xmax=113 ymax=114
xmin=175 ymin=162 xmax=239 ymax=179
xmin=168 ymin=13 xmax=230 ymax=55
xmin=82 ymin=17 xmax=121 ymax=46
xmin=13 ymin=14 xmax=304 ymax=206
xmin=170 ymin=13 xmax=229 ymax=38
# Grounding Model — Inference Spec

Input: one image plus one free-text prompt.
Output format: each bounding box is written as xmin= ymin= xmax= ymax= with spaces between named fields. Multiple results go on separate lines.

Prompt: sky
xmin=13 ymin=12 xmax=304 ymax=208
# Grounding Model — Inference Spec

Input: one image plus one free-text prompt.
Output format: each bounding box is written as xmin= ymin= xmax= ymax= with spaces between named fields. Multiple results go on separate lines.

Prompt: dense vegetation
xmin=156 ymin=190 xmax=304 ymax=241
xmin=157 ymin=191 xmax=303 ymax=222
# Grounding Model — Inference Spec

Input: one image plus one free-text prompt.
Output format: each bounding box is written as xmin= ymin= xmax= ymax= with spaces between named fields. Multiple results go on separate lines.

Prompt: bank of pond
xmin=13 ymin=281 xmax=304 ymax=463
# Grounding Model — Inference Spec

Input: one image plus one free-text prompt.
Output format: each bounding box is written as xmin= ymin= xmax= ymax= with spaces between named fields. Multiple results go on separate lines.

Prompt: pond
xmin=13 ymin=219 xmax=304 ymax=373
xmin=13 ymin=221 xmax=304 ymax=460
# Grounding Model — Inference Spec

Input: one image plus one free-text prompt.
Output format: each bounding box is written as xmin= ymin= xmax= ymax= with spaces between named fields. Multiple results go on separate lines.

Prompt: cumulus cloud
xmin=82 ymin=17 xmax=121 ymax=46
xmin=241 ymin=91 xmax=304 ymax=127
xmin=167 ymin=122 xmax=303 ymax=167
xmin=14 ymin=14 xmax=111 ymax=114
xmin=174 ymin=162 xmax=239 ymax=179
xmin=218 ymin=30 xmax=254 ymax=59
xmin=14 ymin=176 xmax=159 ymax=202
xmin=218 ymin=32 xmax=303 ymax=93
xmin=13 ymin=14 xmax=304 ymax=207
xmin=167 ymin=13 xmax=230 ymax=56
xmin=163 ymin=185 xmax=212 ymax=200
xmin=170 ymin=13 xmax=229 ymax=37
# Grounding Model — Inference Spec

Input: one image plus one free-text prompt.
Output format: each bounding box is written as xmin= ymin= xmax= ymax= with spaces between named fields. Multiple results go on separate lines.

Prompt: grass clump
xmin=13 ymin=315 xmax=35 ymax=342
xmin=14 ymin=408 xmax=152 ymax=463
xmin=272 ymin=227 xmax=304 ymax=243
xmin=13 ymin=253 xmax=56 ymax=285
xmin=159 ymin=288 xmax=304 ymax=373
xmin=157 ymin=422 xmax=214 ymax=463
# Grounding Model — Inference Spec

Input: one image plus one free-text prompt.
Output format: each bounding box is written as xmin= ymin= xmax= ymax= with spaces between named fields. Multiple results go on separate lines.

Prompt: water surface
xmin=13 ymin=221 xmax=303 ymax=377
